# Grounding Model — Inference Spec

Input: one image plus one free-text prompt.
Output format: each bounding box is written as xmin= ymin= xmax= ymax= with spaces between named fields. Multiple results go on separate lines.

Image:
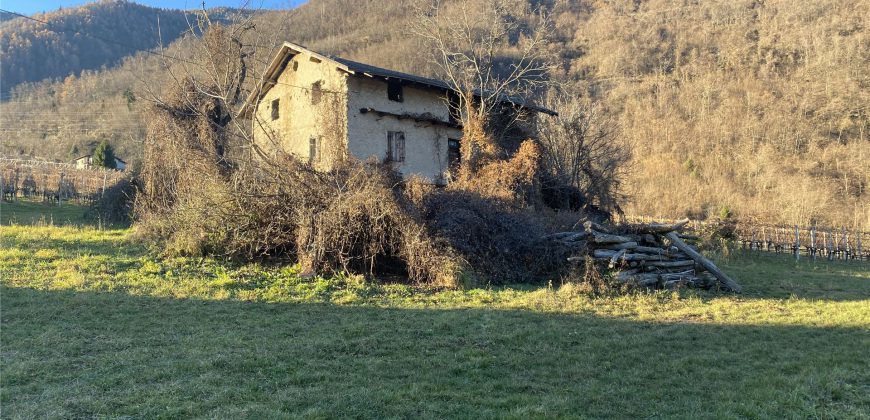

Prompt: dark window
xmin=448 ymin=138 xmax=461 ymax=172
xmin=271 ymin=99 xmax=280 ymax=120
xmin=311 ymin=81 xmax=322 ymax=105
xmin=292 ymin=61 xmax=299 ymax=71
xmin=387 ymin=131 xmax=405 ymax=163
xmin=387 ymin=80 xmax=403 ymax=102
xmin=309 ymin=137 xmax=318 ymax=164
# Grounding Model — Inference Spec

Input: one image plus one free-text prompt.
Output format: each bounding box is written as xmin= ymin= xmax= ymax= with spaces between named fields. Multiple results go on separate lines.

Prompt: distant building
xmin=73 ymin=154 xmax=126 ymax=171
xmin=240 ymin=42 xmax=555 ymax=185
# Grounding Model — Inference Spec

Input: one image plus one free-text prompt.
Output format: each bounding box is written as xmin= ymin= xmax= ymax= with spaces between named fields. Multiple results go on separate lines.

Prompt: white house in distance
xmin=241 ymin=42 xmax=555 ymax=185
xmin=73 ymin=154 xmax=127 ymax=171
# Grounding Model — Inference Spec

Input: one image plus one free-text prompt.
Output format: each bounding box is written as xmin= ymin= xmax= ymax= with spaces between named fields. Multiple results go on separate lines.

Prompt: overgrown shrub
xmin=135 ymin=80 xmax=591 ymax=287
xmin=87 ymin=175 xmax=136 ymax=226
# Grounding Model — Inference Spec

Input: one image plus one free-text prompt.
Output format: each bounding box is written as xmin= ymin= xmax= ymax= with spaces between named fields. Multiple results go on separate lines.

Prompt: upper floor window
xmin=311 ymin=81 xmax=323 ymax=105
xmin=271 ymin=99 xmax=280 ymax=120
xmin=387 ymin=131 xmax=405 ymax=163
xmin=387 ymin=80 xmax=403 ymax=102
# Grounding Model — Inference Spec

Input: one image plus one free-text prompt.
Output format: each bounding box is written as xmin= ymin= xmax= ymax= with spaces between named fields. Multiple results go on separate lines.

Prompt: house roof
xmin=73 ymin=154 xmax=126 ymax=164
xmin=240 ymin=41 xmax=556 ymax=117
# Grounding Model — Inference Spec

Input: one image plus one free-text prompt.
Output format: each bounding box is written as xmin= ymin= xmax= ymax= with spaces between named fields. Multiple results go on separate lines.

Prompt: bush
xmin=87 ymin=175 xmax=135 ymax=226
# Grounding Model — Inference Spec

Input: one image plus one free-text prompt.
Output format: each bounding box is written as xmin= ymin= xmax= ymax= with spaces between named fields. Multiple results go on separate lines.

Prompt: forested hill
xmin=0 ymin=0 xmax=241 ymax=94
xmin=1 ymin=0 xmax=868 ymax=229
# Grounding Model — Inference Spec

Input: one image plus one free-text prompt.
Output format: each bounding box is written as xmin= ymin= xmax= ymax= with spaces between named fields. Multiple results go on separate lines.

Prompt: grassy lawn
xmin=0 ymin=199 xmax=91 ymax=226
xmin=1 ymin=202 xmax=869 ymax=417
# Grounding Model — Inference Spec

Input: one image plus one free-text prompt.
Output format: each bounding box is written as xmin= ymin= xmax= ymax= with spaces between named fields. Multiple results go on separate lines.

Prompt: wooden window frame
xmin=387 ymin=131 xmax=405 ymax=163
xmin=309 ymin=137 xmax=318 ymax=164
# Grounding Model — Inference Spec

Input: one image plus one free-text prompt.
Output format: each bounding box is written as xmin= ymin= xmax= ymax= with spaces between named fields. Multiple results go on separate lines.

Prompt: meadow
xmin=1 ymin=201 xmax=869 ymax=418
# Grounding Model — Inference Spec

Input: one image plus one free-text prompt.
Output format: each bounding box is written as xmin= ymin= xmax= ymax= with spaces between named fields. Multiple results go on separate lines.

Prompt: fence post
xmin=58 ymin=172 xmax=65 ymax=206
xmin=794 ymin=225 xmax=800 ymax=261
xmin=857 ymin=234 xmax=863 ymax=262
xmin=810 ymin=226 xmax=817 ymax=260
xmin=844 ymin=229 xmax=851 ymax=260
xmin=827 ymin=229 xmax=834 ymax=261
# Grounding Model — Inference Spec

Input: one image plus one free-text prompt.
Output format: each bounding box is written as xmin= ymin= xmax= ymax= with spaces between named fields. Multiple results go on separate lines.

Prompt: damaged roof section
xmin=240 ymin=41 xmax=556 ymax=117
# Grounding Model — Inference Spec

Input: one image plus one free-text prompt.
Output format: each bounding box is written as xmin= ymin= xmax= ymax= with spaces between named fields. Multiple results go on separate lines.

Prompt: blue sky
xmin=1 ymin=0 xmax=305 ymax=15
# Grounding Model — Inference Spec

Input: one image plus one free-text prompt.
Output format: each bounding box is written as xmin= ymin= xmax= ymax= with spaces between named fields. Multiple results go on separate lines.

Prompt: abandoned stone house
xmin=241 ymin=42 xmax=555 ymax=185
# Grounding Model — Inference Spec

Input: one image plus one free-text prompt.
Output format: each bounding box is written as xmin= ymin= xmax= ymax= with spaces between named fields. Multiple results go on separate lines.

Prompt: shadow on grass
xmin=2 ymin=285 xmax=868 ymax=418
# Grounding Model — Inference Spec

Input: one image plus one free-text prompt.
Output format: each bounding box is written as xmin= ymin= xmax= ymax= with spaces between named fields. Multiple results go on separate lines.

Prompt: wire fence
xmin=1 ymin=158 xmax=126 ymax=205
xmin=626 ymin=215 xmax=870 ymax=263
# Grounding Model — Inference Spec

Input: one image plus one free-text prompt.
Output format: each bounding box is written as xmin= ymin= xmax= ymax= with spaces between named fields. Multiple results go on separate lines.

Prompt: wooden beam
xmin=665 ymin=232 xmax=742 ymax=293
xmin=359 ymin=107 xmax=462 ymax=129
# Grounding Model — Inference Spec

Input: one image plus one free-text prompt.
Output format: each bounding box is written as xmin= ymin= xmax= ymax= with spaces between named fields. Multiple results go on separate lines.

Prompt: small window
xmin=448 ymin=138 xmax=461 ymax=171
xmin=292 ymin=61 xmax=299 ymax=71
xmin=387 ymin=131 xmax=405 ymax=163
xmin=271 ymin=99 xmax=280 ymax=120
xmin=309 ymin=137 xmax=318 ymax=164
xmin=311 ymin=81 xmax=322 ymax=105
xmin=387 ymin=80 xmax=403 ymax=102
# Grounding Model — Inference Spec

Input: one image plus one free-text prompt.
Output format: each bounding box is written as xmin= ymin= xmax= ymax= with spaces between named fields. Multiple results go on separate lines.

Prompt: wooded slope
xmin=1 ymin=0 xmax=867 ymax=228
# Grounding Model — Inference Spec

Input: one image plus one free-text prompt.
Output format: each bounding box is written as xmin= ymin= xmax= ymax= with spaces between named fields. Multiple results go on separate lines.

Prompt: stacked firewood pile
xmin=546 ymin=219 xmax=742 ymax=292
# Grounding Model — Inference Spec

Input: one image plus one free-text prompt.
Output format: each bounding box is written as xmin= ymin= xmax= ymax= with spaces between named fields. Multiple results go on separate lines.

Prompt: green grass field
xmin=1 ymin=201 xmax=869 ymax=418
xmin=0 ymin=199 xmax=92 ymax=226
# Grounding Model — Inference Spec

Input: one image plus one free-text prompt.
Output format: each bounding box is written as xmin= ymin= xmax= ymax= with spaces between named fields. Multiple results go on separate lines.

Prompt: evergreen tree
xmin=69 ymin=143 xmax=80 ymax=159
xmin=92 ymin=140 xmax=117 ymax=169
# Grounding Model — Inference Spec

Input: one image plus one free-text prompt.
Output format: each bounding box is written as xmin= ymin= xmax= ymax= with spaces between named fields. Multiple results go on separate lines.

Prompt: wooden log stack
xmin=554 ymin=218 xmax=741 ymax=292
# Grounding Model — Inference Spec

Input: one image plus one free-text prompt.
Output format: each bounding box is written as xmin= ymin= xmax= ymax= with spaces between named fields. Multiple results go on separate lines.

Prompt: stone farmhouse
xmin=241 ymin=42 xmax=555 ymax=185
xmin=73 ymin=154 xmax=127 ymax=171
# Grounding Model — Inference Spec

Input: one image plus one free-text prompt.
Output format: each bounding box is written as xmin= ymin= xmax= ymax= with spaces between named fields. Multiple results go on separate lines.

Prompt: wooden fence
xmin=0 ymin=158 xmax=125 ymax=205
xmin=627 ymin=215 xmax=870 ymax=263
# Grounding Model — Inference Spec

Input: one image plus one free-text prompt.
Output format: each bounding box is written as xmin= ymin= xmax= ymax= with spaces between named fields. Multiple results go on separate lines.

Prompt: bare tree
xmin=538 ymin=91 xmax=630 ymax=211
xmin=411 ymin=0 xmax=555 ymax=175
xmin=138 ymin=5 xmax=291 ymax=164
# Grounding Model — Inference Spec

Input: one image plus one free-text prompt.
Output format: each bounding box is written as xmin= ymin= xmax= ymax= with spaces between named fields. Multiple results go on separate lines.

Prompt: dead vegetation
xmin=130 ymin=5 xmax=738 ymax=291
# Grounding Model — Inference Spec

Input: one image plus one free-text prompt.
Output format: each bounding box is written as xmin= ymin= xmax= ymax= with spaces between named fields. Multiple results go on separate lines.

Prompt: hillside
xmin=0 ymin=0 xmax=868 ymax=229
xmin=0 ymin=1 xmax=195 ymax=94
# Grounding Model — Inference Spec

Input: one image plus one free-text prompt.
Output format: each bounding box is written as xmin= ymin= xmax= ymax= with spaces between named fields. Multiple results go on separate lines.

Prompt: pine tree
xmin=92 ymin=140 xmax=117 ymax=169
xmin=69 ymin=143 xmax=80 ymax=159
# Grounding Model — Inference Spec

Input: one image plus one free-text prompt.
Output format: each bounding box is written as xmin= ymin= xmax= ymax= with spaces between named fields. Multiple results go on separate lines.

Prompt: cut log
xmin=621 ymin=253 xmax=668 ymax=262
xmin=591 ymin=231 xmax=634 ymax=244
xmin=633 ymin=246 xmax=669 ymax=255
xmin=593 ymin=249 xmax=618 ymax=258
xmin=633 ymin=218 xmax=690 ymax=234
xmin=665 ymin=232 xmax=742 ymax=293
xmin=617 ymin=273 xmax=660 ymax=287
xmin=600 ymin=241 xmax=638 ymax=250
xmin=609 ymin=249 xmax=627 ymax=268
xmin=645 ymin=260 xmax=695 ymax=268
